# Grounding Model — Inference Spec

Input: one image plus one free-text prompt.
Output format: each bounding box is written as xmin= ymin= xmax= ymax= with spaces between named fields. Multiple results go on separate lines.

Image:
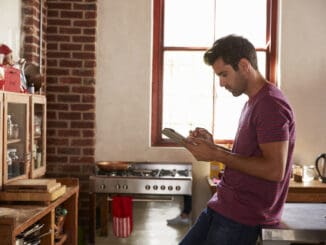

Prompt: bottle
xmin=28 ymin=82 xmax=35 ymax=94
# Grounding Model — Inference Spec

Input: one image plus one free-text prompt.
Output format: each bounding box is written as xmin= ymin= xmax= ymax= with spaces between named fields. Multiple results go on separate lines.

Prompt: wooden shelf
xmin=0 ymin=178 xmax=79 ymax=245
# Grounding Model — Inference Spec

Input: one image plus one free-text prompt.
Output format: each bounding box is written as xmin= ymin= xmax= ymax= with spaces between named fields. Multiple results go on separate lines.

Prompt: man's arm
xmin=185 ymin=138 xmax=289 ymax=182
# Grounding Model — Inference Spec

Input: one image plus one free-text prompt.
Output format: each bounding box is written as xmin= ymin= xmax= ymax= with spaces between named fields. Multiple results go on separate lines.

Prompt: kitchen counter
xmin=207 ymin=177 xmax=326 ymax=202
xmin=261 ymin=203 xmax=326 ymax=244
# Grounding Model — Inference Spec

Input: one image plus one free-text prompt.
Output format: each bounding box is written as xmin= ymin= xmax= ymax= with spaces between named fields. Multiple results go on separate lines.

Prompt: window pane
xmin=257 ymin=51 xmax=266 ymax=76
xmin=213 ymin=51 xmax=267 ymax=140
xmin=164 ymin=0 xmax=215 ymax=47
xmin=215 ymin=0 xmax=267 ymax=47
xmin=162 ymin=51 xmax=213 ymax=136
xmin=213 ymin=82 xmax=247 ymax=139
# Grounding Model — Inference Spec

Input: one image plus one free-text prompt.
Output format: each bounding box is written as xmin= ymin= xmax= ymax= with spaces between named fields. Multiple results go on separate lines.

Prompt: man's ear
xmin=238 ymin=58 xmax=250 ymax=72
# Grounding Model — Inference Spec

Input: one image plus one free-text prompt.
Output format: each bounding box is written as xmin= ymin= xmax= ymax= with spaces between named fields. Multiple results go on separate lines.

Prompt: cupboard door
xmin=3 ymin=92 xmax=30 ymax=184
xmin=30 ymin=95 xmax=46 ymax=178
xmin=0 ymin=92 xmax=3 ymax=189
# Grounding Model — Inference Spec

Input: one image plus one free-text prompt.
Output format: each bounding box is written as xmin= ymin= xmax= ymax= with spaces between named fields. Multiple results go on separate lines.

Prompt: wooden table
xmin=0 ymin=178 xmax=79 ymax=245
xmin=207 ymin=176 xmax=326 ymax=203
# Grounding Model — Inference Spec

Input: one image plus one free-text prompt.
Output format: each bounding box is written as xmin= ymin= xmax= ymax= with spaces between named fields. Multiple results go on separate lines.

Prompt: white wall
xmin=279 ymin=0 xmax=326 ymax=164
xmin=96 ymin=0 xmax=326 ymax=218
xmin=0 ymin=0 xmax=21 ymax=61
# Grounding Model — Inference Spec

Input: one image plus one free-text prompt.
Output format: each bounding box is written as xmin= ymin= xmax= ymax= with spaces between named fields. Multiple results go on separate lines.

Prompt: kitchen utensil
xmin=315 ymin=153 xmax=326 ymax=183
xmin=96 ymin=161 xmax=131 ymax=171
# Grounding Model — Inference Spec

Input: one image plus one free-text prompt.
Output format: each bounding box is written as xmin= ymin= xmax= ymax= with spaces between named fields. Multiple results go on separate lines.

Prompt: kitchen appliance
xmin=90 ymin=162 xmax=192 ymax=196
xmin=89 ymin=162 xmax=192 ymax=243
xmin=315 ymin=153 xmax=326 ymax=183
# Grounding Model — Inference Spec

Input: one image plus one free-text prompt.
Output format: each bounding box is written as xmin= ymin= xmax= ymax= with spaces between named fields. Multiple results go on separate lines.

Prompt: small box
xmin=0 ymin=65 xmax=21 ymax=92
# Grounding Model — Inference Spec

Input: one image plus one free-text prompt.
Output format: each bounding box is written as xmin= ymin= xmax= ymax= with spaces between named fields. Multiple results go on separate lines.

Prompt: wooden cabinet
xmin=3 ymin=92 xmax=30 ymax=186
xmin=30 ymin=94 xmax=47 ymax=178
xmin=1 ymin=92 xmax=47 ymax=187
xmin=0 ymin=178 xmax=79 ymax=245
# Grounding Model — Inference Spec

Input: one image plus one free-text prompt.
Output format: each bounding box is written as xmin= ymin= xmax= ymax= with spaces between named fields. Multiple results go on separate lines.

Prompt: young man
xmin=180 ymin=35 xmax=296 ymax=245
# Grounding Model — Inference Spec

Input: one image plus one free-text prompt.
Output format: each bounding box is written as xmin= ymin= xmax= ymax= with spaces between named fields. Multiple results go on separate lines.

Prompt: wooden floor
xmin=95 ymin=196 xmax=191 ymax=245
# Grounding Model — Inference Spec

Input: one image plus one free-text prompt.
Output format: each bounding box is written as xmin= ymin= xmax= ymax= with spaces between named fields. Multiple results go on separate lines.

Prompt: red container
xmin=0 ymin=65 xmax=21 ymax=92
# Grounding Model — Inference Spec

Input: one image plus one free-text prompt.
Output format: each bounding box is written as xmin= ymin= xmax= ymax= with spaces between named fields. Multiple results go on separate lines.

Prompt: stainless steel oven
xmin=89 ymin=162 xmax=192 ymax=243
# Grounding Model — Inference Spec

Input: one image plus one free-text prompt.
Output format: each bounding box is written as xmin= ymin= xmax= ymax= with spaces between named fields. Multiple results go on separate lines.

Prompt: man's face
xmin=212 ymin=58 xmax=247 ymax=97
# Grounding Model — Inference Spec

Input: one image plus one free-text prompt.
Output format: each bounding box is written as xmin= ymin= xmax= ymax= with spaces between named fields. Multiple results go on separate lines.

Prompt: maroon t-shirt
xmin=208 ymin=82 xmax=296 ymax=226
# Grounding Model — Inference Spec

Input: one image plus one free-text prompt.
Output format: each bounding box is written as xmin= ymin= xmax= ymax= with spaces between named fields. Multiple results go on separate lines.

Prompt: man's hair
xmin=203 ymin=35 xmax=258 ymax=71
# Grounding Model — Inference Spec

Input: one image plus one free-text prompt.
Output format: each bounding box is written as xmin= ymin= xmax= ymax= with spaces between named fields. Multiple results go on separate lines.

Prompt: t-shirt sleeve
xmin=255 ymin=97 xmax=291 ymax=144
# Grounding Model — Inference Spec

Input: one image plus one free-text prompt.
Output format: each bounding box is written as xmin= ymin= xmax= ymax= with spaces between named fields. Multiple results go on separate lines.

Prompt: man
xmin=180 ymin=35 xmax=296 ymax=245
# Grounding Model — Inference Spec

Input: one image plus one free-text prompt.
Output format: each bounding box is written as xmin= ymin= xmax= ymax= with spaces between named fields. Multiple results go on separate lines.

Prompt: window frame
xmin=151 ymin=0 xmax=278 ymax=146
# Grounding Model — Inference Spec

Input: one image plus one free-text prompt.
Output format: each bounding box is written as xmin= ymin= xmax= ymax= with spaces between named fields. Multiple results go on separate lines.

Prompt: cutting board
xmin=0 ymin=185 xmax=66 ymax=202
xmin=4 ymin=179 xmax=58 ymax=192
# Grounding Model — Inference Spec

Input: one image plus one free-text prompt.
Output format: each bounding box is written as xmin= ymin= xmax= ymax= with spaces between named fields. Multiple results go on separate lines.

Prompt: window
xmin=152 ymin=0 xmax=278 ymax=146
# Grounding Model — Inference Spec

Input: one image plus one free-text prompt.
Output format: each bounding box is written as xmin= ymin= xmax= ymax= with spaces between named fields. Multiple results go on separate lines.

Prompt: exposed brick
xmin=47 ymin=121 xmax=68 ymax=129
xmin=74 ymin=20 xmax=96 ymax=28
xmin=61 ymin=10 xmax=83 ymax=19
xmin=72 ymin=52 xmax=95 ymax=60
xmin=83 ymin=148 xmax=95 ymax=155
xmin=57 ymin=94 xmax=81 ymax=103
xmin=71 ymin=121 xmax=95 ymax=129
xmin=71 ymin=104 xmax=94 ymax=111
xmin=47 ymin=19 xmax=72 ymax=26
xmin=47 ymin=10 xmax=59 ymax=17
xmin=82 ymin=130 xmax=95 ymax=137
xmin=73 ymin=3 xmax=96 ymax=11
xmin=83 ymin=28 xmax=96 ymax=35
xmin=72 ymin=69 xmax=94 ymax=77
xmin=85 ymin=11 xmax=96 ymax=19
xmin=72 ymin=36 xmax=95 ymax=43
xmin=46 ymin=85 xmax=70 ymax=93
xmin=82 ymin=95 xmax=95 ymax=103
xmin=58 ymin=147 xmax=81 ymax=155
xmin=47 ymin=3 xmax=72 ymax=10
xmin=83 ymin=112 xmax=95 ymax=120
xmin=58 ymin=112 xmax=82 ymax=120
xmin=70 ymin=157 xmax=95 ymax=164
xmin=47 ymin=137 xmax=69 ymax=146
xmin=47 ymin=68 xmax=70 ymax=76
xmin=72 ymin=86 xmax=94 ymax=94
xmin=59 ymin=77 xmax=82 ymax=84
xmin=60 ymin=27 xmax=82 ymax=35
xmin=60 ymin=60 xmax=83 ymax=68
xmin=71 ymin=139 xmax=95 ymax=146
xmin=47 ymin=35 xmax=71 ymax=42
xmin=47 ymin=103 xmax=69 ymax=111
xmin=58 ymin=129 xmax=81 ymax=137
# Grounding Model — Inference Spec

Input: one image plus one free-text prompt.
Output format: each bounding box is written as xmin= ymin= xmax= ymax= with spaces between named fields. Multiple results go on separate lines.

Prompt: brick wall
xmin=45 ymin=0 xmax=97 ymax=234
xmin=22 ymin=0 xmax=97 ymax=238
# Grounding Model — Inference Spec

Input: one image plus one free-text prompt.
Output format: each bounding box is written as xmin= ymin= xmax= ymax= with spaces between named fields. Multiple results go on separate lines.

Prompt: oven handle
xmin=107 ymin=196 xmax=174 ymax=202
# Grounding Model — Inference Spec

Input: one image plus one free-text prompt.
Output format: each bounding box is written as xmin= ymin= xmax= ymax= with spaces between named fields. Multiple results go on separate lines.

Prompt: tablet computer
xmin=161 ymin=128 xmax=187 ymax=146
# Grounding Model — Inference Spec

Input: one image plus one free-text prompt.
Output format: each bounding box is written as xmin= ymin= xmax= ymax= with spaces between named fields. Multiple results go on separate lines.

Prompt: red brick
xmin=71 ymin=139 xmax=95 ymax=146
xmin=61 ymin=11 xmax=83 ymax=19
xmin=58 ymin=130 xmax=81 ymax=137
xmin=71 ymin=121 xmax=95 ymax=129
xmin=71 ymin=104 xmax=94 ymax=111
xmin=83 ymin=112 xmax=95 ymax=120
xmin=72 ymin=86 xmax=94 ymax=94
xmin=73 ymin=52 xmax=95 ymax=60
xmin=59 ymin=112 xmax=82 ymax=120
xmin=60 ymin=60 xmax=83 ymax=68
xmin=58 ymin=147 xmax=81 ymax=155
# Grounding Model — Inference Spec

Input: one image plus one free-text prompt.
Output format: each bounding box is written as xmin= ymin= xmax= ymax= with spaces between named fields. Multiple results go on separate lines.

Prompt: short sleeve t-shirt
xmin=207 ymin=82 xmax=296 ymax=226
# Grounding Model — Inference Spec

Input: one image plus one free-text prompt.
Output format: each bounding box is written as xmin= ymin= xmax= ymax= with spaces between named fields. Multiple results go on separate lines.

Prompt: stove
xmin=90 ymin=162 xmax=192 ymax=195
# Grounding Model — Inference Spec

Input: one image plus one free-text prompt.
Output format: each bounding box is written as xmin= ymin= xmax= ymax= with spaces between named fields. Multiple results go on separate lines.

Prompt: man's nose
xmin=219 ymin=78 xmax=226 ymax=87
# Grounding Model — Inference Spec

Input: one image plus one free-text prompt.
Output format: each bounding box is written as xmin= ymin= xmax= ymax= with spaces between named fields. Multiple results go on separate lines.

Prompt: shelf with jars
xmin=0 ymin=91 xmax=46 ymax=188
